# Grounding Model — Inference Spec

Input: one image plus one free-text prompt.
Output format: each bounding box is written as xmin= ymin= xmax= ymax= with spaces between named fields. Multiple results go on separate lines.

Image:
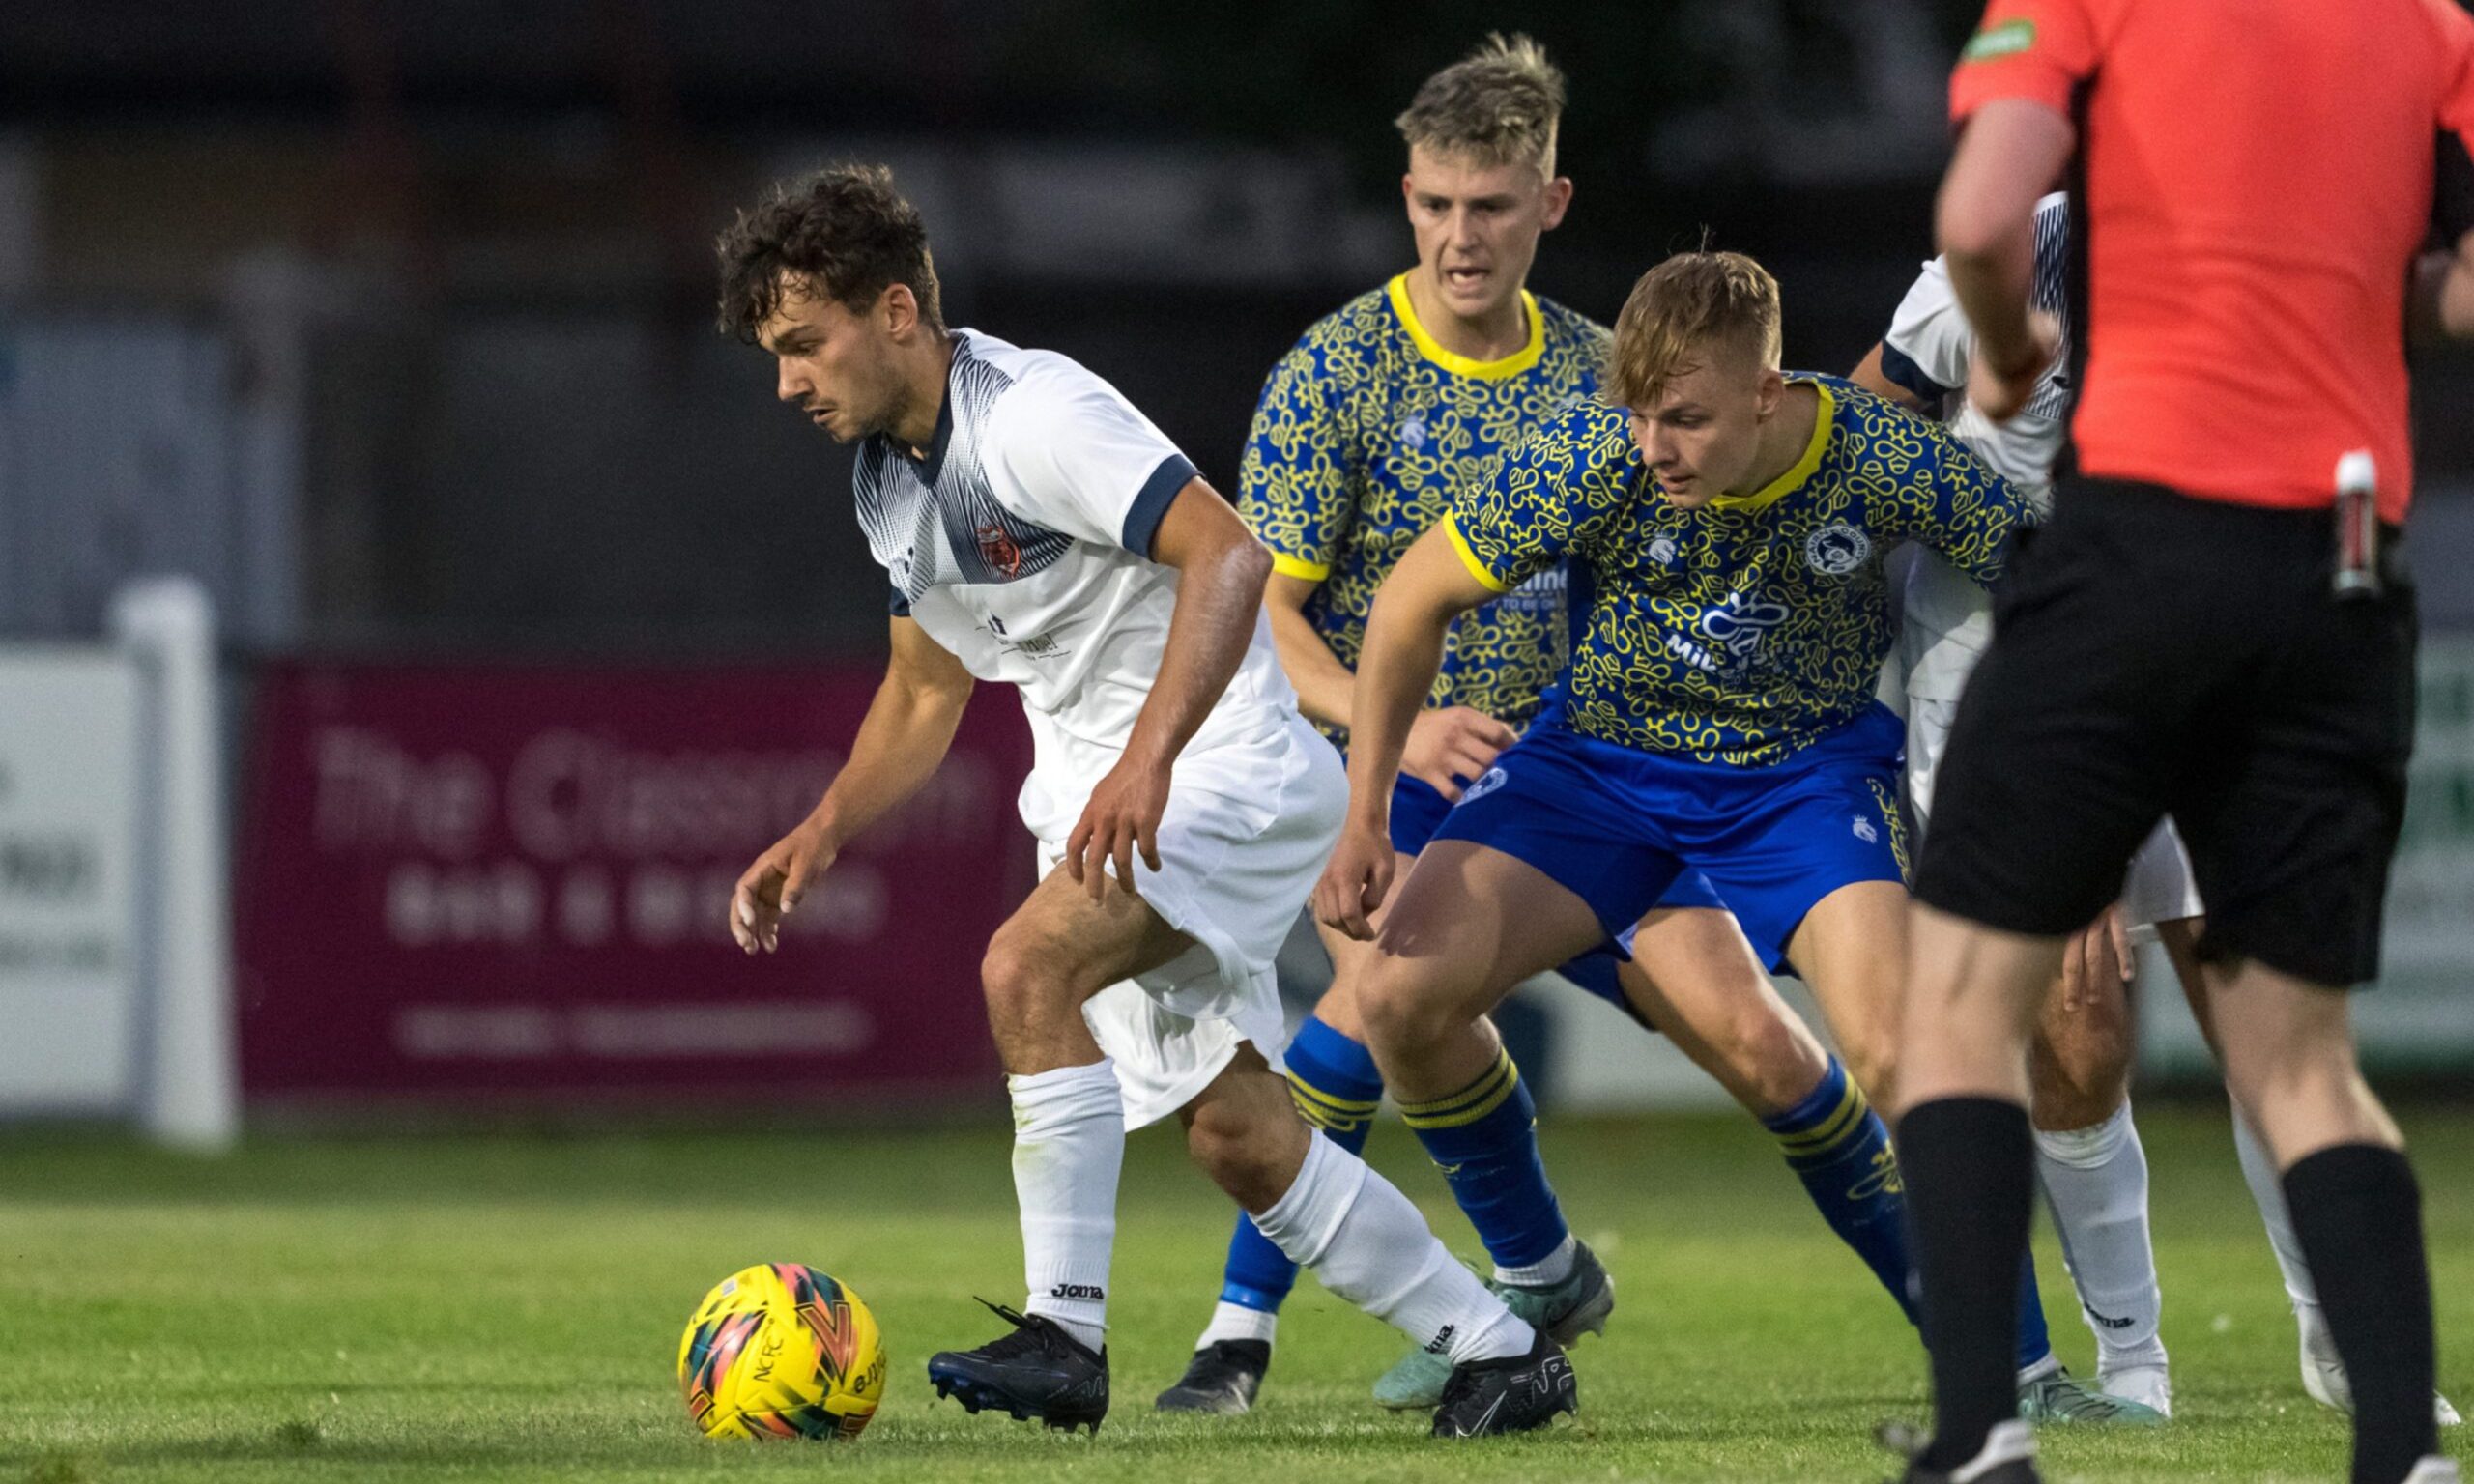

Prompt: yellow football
xmin=676 ymin=1263 xmax=886 ymax=1440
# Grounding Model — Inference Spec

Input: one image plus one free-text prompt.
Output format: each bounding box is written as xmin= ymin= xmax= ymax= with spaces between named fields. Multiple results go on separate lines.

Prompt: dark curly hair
xmin=715 ymin=163 xmax=944 ymax=343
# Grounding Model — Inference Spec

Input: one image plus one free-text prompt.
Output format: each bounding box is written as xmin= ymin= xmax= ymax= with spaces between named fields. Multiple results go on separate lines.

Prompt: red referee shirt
xmin=1952 ymin=0 xmax=2474 ymax=524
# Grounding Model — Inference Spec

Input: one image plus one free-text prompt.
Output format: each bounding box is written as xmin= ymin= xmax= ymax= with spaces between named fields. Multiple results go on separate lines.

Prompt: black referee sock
xmin=2282 ymin=1143 xmax=2439 ymax=1484
xmin=1899 ymin=1096 xmax=2036 ymax=1471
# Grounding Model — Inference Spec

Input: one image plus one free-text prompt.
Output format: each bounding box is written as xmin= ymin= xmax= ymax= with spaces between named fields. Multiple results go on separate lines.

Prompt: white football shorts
xmin=1022 ymin=708 xmax=1346 ymax=1129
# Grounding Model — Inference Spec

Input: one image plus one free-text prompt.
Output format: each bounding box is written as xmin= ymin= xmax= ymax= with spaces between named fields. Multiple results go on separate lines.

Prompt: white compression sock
xmin=2035 ymin=1101 xmax=2167 ymax=1369
xmin=1196 ymin=1300 xmax=1278 ymax=1349
xmin=1010 ymin=1059 xmax=1123 ymax=1354
xmin=2231 ymin=1102 xmax=2320 ymax=1308
xmin=1252 ymin=1132 xmax=1534 ymax=1366
xmin=1494 ymin=1233 xmax=1579 ymax=1289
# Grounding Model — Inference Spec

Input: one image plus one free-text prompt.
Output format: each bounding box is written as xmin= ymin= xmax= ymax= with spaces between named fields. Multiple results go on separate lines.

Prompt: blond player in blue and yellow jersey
xmin=1157 ymin=39 xmax=1982 ymax=1420
xmin=1317 ymin=248 xmax=2131 ymax=1420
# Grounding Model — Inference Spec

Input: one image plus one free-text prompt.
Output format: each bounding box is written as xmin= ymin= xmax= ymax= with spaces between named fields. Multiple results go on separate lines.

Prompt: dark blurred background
xmin=9 ymin=0 xmax=2472 ymax=660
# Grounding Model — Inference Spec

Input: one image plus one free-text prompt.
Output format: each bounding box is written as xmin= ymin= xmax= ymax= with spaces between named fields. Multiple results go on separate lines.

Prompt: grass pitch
xmin=0 ymin=1103 xmax=2464 ymax=1483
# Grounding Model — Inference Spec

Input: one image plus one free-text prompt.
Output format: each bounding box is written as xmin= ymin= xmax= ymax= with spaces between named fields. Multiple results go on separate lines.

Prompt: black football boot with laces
xmin=1428 ymin=1328 xmax=1577 ymax=1438
xmin=927 ymin=1299 xmax=1109 ymax=1434
xmin=1153 ymin=1339 xmax=1271 ymax=1414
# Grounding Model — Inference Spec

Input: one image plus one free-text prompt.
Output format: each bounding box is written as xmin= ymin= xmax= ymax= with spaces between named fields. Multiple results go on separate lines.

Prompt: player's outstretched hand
xmin=1970 ymin=309 xmax=2061 ymax=423
xmin=2058 ymin=900 xmax=2133 ymax=1012
xmin=1401 ymin=705 xmax=1516 ymax=801
xmin=1314 ymin=823 xmax=1395 ymax=941
xmin=1068 ymin=753 xmax=1170 ymax=904
xmin=732 ymin=818 xmax=835 ymax=955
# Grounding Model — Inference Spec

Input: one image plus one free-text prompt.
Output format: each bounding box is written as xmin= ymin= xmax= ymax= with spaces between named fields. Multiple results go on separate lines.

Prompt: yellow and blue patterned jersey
xmin=1237 ymin=274 xmax=1608 ymax=734
xmin=1445 ymin=375 xmax=2030 ymax=767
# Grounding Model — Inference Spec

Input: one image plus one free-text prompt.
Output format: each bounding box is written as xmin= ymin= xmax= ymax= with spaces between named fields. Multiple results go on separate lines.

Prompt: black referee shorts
xmin=1913 ymin=478 xmax=2416 ymax=989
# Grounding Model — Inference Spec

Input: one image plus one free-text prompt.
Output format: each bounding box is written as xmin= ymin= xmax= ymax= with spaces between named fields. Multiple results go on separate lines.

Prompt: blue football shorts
xmin=1425 ymin=704 xmax=1911 ymax=979
xmin=1386 ymin=769 xmax=1727 ymax=1016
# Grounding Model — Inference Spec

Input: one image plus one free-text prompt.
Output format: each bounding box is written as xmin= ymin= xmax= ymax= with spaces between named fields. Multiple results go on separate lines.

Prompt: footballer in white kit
xmin=1872 ymin=193 xmax=2199 ymax=932
xmin=856 ymin=327 xmax=1335 ymax=1127
xmin=717 ymin=163 xmax=1579 ymax=1440
xmin=1857 ymin=192 xmax=2458 ymax=1429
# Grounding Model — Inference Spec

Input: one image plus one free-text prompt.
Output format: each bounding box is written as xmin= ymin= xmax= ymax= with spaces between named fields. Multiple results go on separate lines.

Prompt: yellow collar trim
xmin=1387 ymin=274 xmax=1544 ymax=380
xmin=1708 ymin=379 xmax=1834 ymax=513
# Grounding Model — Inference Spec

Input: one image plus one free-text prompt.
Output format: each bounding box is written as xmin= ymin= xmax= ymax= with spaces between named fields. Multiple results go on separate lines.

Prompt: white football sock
xmin=2231 ymin=1102 xmax=2320 ymax=1308
xmin=1493 ymin=1232 xmax=1578 ymax=1289
xmin=1196 ymin=1300 xmax=1278 ymax=1349
xmin=2035 ymin=1101 xmax=2167 ymax=1369
xmin=1252 ymin=1131 xmax=1534 ymax=1366
xmin=1010 ymin=1058 xmax=1122 ymax=1355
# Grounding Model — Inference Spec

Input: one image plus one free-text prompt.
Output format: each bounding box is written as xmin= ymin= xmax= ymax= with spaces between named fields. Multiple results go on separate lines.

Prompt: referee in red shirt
xmin=1892 ymin=2 xmax=2474 ymax=1482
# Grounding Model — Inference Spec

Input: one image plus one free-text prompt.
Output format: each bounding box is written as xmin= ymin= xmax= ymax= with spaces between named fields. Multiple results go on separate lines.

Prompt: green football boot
xmin=1372 ymin=1241 xmax=1614 ymax=1411
xmin=2017 ymin=1363 xmax=2167 ymax=1426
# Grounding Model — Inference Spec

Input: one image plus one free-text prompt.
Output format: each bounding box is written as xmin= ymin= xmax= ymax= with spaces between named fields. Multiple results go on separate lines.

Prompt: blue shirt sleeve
xmin=1444 ymin=401 xmax=1636 ymax=594
xmin=1865 ymin=415 xmax=2031 ymax=587
xmin=1237 ymin=338 xmax=1355 ymax=582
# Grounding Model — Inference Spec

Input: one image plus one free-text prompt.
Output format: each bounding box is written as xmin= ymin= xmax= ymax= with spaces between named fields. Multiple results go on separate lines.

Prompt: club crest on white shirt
xmin=976 ymin=521 xmax=1025 ymax=579
xmin=1804 ymin=523 xmax=1871 ymax=577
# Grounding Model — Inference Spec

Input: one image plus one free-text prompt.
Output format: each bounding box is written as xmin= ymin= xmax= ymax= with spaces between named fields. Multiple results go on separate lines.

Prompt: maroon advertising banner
xmin=235 ymin=663 xmax=1031 ymax=1107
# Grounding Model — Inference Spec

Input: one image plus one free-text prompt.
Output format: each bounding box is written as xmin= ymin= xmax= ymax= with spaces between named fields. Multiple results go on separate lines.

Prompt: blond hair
xmin=1604 ymin=252 xmax=1783 ymax=410
xmin=1395 ymin=33 xmax=1566 ymax=177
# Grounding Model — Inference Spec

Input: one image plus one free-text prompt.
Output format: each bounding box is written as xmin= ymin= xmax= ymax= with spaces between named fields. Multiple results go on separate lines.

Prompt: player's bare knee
xmin=2029 ymin=1063 xmax=2125 ymax=1131
xmin=1313 ymin=971 xmax=1370 ymax=1042
xmin=1730 ymin=1007 xmax=1829 ymax=1111
xmin=1834 ymin=1030 xmax=1900 ymax=1114
xmin=1353 ymin=954 xmax=1453 ymax=1057
xmin=979 ymin=926 xmax=1075 ymax=1038
xmin=2029 ymin=1027 xmax=2132 ymax=1130
xmin=1184 ymin=1091 xmax=1297 ymax=1212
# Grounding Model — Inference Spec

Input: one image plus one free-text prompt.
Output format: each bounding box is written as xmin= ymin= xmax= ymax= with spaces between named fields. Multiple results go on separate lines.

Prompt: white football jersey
xmin=854 ymin=329 xmax=1298 ymax=839
xmin=1883 ymin=192 xmax=2071 ymax=700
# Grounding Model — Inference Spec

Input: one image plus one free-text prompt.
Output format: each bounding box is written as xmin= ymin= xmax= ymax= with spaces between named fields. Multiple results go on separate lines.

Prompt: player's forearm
xmin=1940 ymin=228 xmax=2038 ymax=378
xmin=1346 ymin=572 xmax=1461 ymax=829
xmin=1122 ymin=535 xmax=1275 ymax=772
xmin=812 ymin=673 xmax=972 ymax=851
xmin=1266 ymin=602 xmax=1360 ymax=730
xmin=1849 ymin=342 xmax=1933 ymax=414
xmin=2412 ymin=243 xmax=2474 ymax=342
xmin=1937 ymin=100 xmax=2072 ymax=375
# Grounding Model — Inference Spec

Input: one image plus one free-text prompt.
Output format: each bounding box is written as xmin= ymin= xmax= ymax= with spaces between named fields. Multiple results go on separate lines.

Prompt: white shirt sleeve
xmin=984 ymin=359 xmax=1200 ymax=557
xmin=1883 ymin=191 xmax=2072 ymax=411
xmin=1881 ymin=255 xmax=1975 ymax=407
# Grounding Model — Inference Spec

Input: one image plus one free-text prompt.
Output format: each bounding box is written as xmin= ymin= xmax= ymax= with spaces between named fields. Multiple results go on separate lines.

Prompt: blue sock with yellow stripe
xmin=1764 ymin=1056 xmax=1919 ymax=1325
xmin=1216 ymin=1015 xmax=1384 ymax=1314
xmin=1400 ymin=1047 xmax=1570 ymax=1273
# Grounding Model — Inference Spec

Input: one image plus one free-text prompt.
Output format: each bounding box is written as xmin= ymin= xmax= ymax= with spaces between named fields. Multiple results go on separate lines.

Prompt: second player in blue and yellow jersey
xmin=1240 ymin=273 xmax=1604 ymax=735
xmin=1319 ymin=252 xmax=2121 ymax=1422
xmin=1445 ymin=372 xmax=2018 ymax=766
